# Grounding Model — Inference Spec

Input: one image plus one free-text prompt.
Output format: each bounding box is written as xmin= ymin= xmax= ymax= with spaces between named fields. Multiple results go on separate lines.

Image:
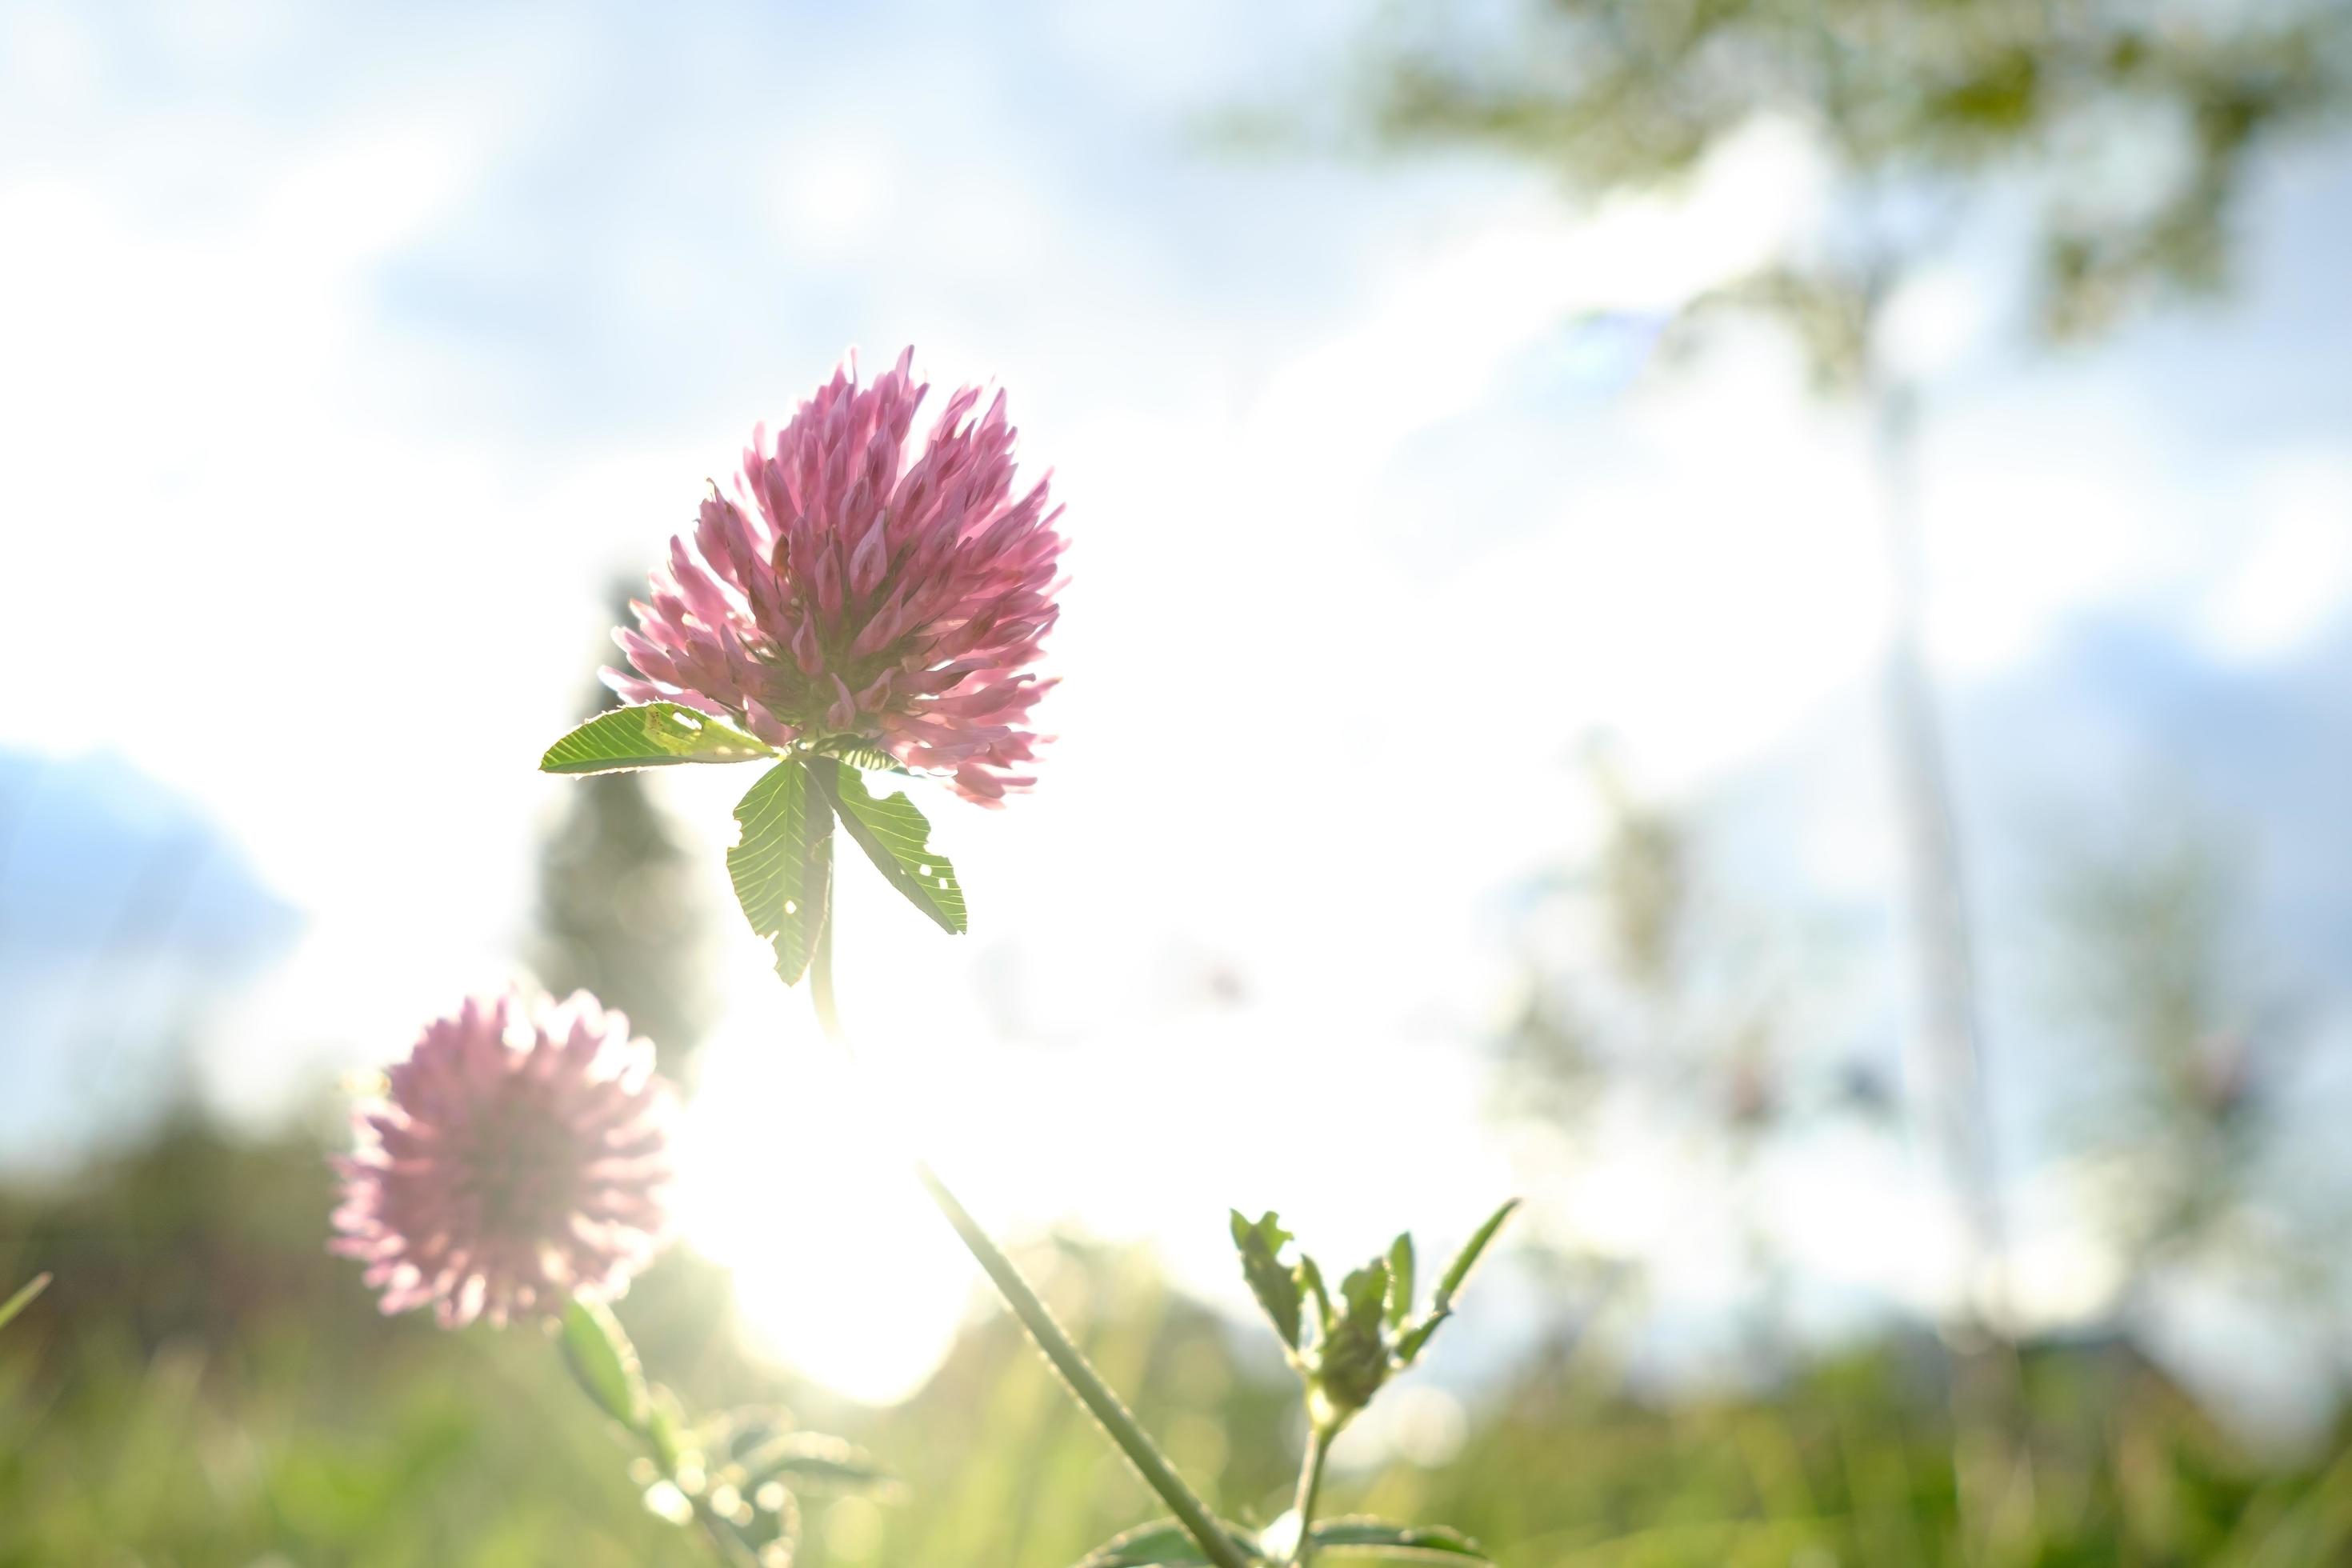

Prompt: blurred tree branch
xmin=1351 ymin=0 xmax=2350 ymax=349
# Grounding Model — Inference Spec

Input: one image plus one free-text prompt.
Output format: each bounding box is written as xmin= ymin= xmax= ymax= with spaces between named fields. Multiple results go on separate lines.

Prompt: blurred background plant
xmin=1275 ymin=0 xmax=2352 ymax=1547
xmin=12 ymin=1122 xmax=2352 ymax=1565
xmin=2038 ymin=808 xmax=2347 ymax=1329
xmin=530 ymin=588 xmax=726 ymax=1088
xmin=1496 ymin=752 xmax=1886 ymax=1377
xmin=7 ymin=0 xmax=2352 ymax=1562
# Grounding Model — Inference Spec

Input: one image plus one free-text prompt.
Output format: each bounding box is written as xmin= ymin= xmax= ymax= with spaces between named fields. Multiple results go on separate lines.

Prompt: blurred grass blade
xmin=0 ymin=1272 xmax=50 ymax=1334
xmin=810 ymin=757 xmax=967 ymax=935
xmin=539 ymin=702 xmax=774 ymax=774
xmin=1307 ymin=1518 xmax=1489 ymax=1560
xmin=559 ymin=1298 xmax=647 ymax=1430
xmin=1073 ymin=1518 xmax=1268 ymax=1567
xmin=728 ymin=758 xmax=833 ymax=984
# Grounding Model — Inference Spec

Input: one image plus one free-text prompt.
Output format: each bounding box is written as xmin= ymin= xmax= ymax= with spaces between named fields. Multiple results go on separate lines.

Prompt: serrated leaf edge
xmin=540 ymin=701 xmax=775 ymax=774
xmin=726 ymin=758 xmax=833 ymax=984
xmin=810 ymin=757 xmax=968 ymax=935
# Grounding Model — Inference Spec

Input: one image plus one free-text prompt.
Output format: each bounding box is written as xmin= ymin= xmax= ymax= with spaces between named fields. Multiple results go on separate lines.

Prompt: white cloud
xmin=2199 ymin=455 xmax=2352 ymax=662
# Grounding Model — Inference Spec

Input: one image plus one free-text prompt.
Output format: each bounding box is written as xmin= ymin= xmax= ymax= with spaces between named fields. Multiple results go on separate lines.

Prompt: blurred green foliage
xmin=1344 ymin=0 xmax=2352 ymax=355
xmin=7 ymin=1115 xmax=2352 ymax=1566
xmin=2038 ymin=811 xmax=2349 ymax=1319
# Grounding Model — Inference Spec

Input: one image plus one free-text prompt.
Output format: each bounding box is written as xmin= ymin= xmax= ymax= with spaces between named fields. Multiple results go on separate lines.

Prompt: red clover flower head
xmin=330 ymin=990 xmax=678 ymax=1329
xmin=607 ymin=347 xmax=1067 ymax=806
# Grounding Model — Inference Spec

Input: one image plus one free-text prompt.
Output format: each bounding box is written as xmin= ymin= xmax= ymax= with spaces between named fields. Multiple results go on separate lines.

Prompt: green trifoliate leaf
xmin=734 ymin=1432 xmax=898 ymax=1497
xmin=0 ymin=1272 xmax=50 ymax=1334
xmin=1396 ymin=1198 xmax=1519 ymax=1367
xmin=810 ymin=757 xmax=967 ymax=935
xmin=1317 ymin=1260 xmax=1394 ymax=1417
xmin=1306 ymin=1519 xmax=1490 ymax=1561
xmin=1385 ymin=1233 xmax=1415 ymax=1330
xmin=728 ymin=758 xmax=833 ymax=984
xmin=559 ymin=1298 xmax=647 ymax=1430
xmin=812 ymin=733 xmax=908 ymax=774
xmin=1072 ymin=1518 xmax=1269 ymax=1568
xmin=1230 ymin=1210 xmax=1302 ymax=1350
xmin=540 ymin=702 xmax=774 ymax=774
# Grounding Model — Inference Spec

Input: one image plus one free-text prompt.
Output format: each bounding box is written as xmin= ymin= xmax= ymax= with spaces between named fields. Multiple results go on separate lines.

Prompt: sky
xmin=4 ymin=0 xmax=2351 ymax=1420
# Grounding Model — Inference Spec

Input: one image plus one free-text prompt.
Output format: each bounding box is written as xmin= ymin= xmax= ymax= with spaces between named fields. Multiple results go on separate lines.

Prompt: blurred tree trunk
xmin=532 ymin=591 xmax=722 ymax=1086
xmin=1867 ymin=350 xmax=2031 ymax=1556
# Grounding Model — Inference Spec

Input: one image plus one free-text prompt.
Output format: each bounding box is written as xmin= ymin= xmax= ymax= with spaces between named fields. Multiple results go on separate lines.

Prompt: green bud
xmin=1311 ymin=1261 xmax=1394 ymax=1418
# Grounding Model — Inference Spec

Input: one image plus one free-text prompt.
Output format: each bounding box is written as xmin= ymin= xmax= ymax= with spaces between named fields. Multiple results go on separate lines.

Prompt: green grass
xmin=5 ymin=1118 xmax=2350 ymax=1566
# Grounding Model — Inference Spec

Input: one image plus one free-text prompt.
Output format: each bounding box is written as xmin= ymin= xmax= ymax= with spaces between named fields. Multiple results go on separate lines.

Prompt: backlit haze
xmin=6 ymin=0 xmax=2351 ymax=1415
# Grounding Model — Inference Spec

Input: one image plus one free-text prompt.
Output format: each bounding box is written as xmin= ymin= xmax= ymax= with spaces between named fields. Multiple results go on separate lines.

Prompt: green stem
xmin=1289 ymin=1422 xmax=1334 ymax=1566
xmin=559 ymin=1306 xmax=759 ymax=1568
xmin=803 ymin=894 xmax=1248 ymax=1568
xmin=810 ymin=871 xmax=842 ymax=1043
xmin=915 ymin=1162 xmax=1252 ymax=1568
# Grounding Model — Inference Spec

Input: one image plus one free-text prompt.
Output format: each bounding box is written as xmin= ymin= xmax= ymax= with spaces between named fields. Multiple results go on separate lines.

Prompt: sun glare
xmin=673 ymin=995 xmax=978 ymax=1408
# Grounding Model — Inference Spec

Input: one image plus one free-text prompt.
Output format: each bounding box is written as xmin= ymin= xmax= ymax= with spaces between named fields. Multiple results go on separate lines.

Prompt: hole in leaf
xmin=782 ymin=900 xmax=798 ymax=916
xmin=669 ymin=711 xmax=703 ymax=730
xmin=917 ymin=864 xmax=933 ymax=877
xmin=938 ymin=877 xmax=950 ymax=889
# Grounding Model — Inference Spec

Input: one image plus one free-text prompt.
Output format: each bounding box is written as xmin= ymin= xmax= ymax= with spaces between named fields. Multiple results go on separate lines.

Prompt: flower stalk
xmin=913 ymin=1162 xmax=1254 ymax=1568
xmin=803 ymin=874 xmax=1250 ymax=1568
xmin=808 ymin=881 xmax=842 ymax=1043
xmin=1287 ymin=1421 xmax=1335 ymax=1567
